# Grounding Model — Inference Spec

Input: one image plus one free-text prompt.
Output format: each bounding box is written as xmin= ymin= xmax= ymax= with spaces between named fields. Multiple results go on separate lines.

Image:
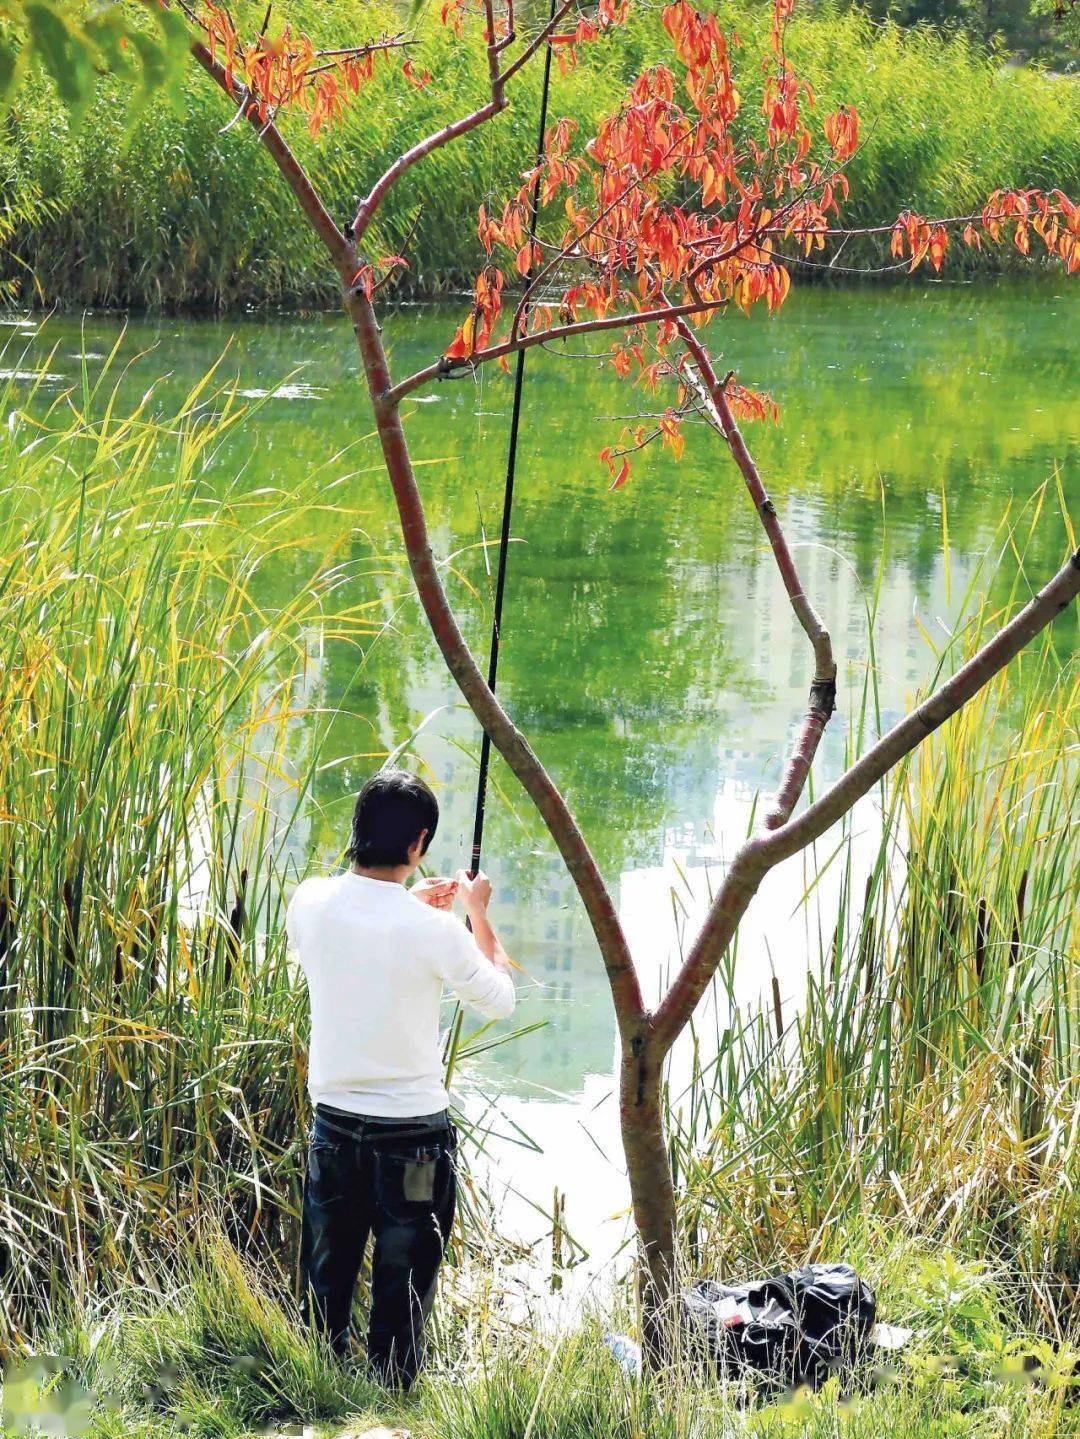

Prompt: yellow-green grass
xmin=1 ymin=0 xmax=1078 ymax=308
xmin=10 ymin=1227 xmax=1080 ymax=1437
xmin=0 ymin=345 xmax=540 ymax=1352
xmin=0 ymin=344 xmax=386 ymax=1345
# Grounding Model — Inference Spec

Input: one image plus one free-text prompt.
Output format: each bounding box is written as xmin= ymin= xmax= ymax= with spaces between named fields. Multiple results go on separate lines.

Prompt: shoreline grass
xmin=0 ymin=345 xmax=544 ymax=1356
xmin=666 ymin=607 xmax=1080 ymax=1315
xmin=0 ymin=350 xmax=384 ymax=1343
xmin=0 ymin=353 xmax=1077 ymax=1436
xmin=8 ymin=1225 xmax=1080 ymax=1438
xmin=1 ymin=1 xmax=1078 ymax=310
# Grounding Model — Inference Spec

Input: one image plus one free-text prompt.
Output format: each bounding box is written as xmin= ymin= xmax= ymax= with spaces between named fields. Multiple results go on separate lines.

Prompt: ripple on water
xmin=0 ymin=369 xmax=64 ymax=383
xmin=238 ymin=382 xmax=325 ymax=400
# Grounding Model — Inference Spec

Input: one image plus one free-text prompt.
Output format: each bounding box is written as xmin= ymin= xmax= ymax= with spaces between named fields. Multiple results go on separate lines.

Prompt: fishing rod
xmin=468 ymin=0 xmax=558 ymax=878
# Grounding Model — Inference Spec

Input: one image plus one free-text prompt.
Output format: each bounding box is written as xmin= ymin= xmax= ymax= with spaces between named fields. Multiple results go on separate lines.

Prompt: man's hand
xmin=411 ymin=876 xmax=458 ymax=912
xmin=454 ymin=869 xmax=492 ymax=915
xmin=453 ymin=870 xmax=510 ymax=974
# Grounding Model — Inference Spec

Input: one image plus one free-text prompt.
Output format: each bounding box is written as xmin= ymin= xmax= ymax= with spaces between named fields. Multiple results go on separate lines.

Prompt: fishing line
xmin=468 ymin=0 xmax=558 ymax=877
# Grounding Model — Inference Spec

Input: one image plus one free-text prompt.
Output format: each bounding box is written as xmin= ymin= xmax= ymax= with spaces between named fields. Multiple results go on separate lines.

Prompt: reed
xmin=0 ymin=346 xmax=387 ymax=1346
xmin=666 ymin=581 xmax=1079 ymax=1319
xmin=0 ymin=345 xmax=542 ymax=1352
xmin=1 ymin=1 xmax=1077 ymax=308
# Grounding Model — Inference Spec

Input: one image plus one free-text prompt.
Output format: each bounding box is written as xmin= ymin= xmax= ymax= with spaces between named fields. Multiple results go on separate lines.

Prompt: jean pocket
xmin=374 ymin=1144 xmax=451 ymax=1215
xmin=307 ymin=1137 xmax=348 ymax=1203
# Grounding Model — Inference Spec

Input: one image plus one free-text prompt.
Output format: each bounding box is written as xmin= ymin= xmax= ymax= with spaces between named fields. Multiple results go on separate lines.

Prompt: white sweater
xmin=286 ymin=871 xmax=516 ymax=1118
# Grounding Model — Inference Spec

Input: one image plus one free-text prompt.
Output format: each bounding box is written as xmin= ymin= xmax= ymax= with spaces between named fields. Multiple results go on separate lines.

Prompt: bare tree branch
xmin=350 ymin=0 xmax=580 ymax=243
xmin=352 ymin=97 xmax=508 ymax=245
xmin=497 ymin=0 xmax=577 ymax=85
xmin=383 ymin=294 xmax=731 ymax=406
xmin=349 ymin=288 xmax=645 ymax=1033
xmin=676 ymin=318 xmax=836 ymax=830
xmin=765 ymin=549 xmax=1080 ymax=864
xmin=686 ymin=212 xmax=1001 ymax=249
xmin=651 ymin=547 xmax=1080 ymax=1051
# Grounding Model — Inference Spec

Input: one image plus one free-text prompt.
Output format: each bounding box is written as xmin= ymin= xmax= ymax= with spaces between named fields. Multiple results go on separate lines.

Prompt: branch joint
xmin=809 ymin=677 xmax=837 ymax=717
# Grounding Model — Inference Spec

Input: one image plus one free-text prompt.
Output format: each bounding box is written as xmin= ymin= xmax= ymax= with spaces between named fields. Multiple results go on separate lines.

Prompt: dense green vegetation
xmin=8 ymin=1233 xmax=1080 ymax=1438
xmin=0 ymin=353 xmax=537 ymax=1344
xmin=670 ymin=616 xmax=1080 ymax=1293
xmin=1 ymin=0 xmax=1078 ymax=309
xmin=1 ymin=351 xmax=1077 ymax=1435
xmin=0 ymin=361 xmax=356 ymax=1334
xmin=852 ymin=0 xmax=1079 ymax=66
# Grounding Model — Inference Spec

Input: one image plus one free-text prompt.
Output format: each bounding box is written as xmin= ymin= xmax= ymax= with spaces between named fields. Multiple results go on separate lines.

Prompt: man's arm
xmin=454 ymin=869 xmax=512 ymax=975
xmin=434 ymin=870 xmax=515 ymax=1020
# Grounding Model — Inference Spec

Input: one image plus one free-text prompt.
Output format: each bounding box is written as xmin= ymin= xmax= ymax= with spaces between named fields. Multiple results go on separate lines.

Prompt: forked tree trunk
xmin=187 ymin=30 xmax=1080 ymax=1362
xmin=619 ymin=1027 xmax=678 ymax=1356
xmin=343 ymin=269 xmax=1080 ymax=1350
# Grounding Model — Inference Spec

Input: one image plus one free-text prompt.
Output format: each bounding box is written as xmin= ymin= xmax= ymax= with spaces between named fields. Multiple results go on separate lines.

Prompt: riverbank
xmin=9 ymin=1227 xmax=1080 ymax=1438
xmin=0 ymin=317 xmax=1077 ymax=1432
xmin=1 ymin=1 xmax=1078 ymax=310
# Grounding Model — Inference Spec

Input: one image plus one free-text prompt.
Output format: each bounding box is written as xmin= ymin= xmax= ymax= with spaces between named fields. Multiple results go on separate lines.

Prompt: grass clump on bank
xmin=9 ymin=1228 xmax=1080 ymax=1438
xmin=667 ymin=557 xmax=1080 ymax=1316
xmin=0 ymin=341 xmax=539 ymax=1358
xmin=1 ymin=1 xmax=1078 ymax=308
xmin=0 ymin=343 xmax=387 ymax=1344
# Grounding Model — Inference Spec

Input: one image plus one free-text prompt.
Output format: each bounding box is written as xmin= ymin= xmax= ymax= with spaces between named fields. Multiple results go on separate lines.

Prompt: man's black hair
xmin=345 ymin=769 xmax=439 ymax=868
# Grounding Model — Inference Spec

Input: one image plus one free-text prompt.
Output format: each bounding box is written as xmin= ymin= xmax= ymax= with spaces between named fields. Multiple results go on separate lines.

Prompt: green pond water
xmin=5 ymin=280 xmax=1078 ymax=1234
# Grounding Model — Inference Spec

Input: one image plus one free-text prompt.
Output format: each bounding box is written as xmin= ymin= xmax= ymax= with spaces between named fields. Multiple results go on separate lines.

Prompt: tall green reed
xmin=0 ymin=348 xmax=388 ymax=1347
xmin=0 ymin=342 xmax=544 ymax=1353
xmin=2 ymin=0 xmax=1077 ymax=308
xmin=665 ymin=565 xmax=1078 ymax=1316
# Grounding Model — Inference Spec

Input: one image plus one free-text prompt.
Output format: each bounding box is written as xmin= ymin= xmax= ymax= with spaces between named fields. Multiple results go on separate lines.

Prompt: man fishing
xmin=286 ymin=769 xmax=515 ymax=1386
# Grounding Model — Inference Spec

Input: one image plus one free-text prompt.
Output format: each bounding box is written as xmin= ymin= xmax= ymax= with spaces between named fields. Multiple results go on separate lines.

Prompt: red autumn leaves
xmin=823 ymin=105 xmax=859 ymax=163
xmin=201 ymin=2 xmax=412 ymax=137
xmin=891 ymin=190 xmax=1079 ymax=273
xmin=598 ymin=378 xmax=779 ymax=489
xmin=445 ymin=269 xmax=505 ymax=361
xmin=442 ymin=0 xmax=871 ymax=482
xmin=549 ymin=0 xmax=631 ymax=74
xmin=890 ymin=212 xmax=949 ymax=272
xmin=194 ymin=0 xmax=1075 ymax=490
xmin=439 ymin=0 xmax=1074 ymax=486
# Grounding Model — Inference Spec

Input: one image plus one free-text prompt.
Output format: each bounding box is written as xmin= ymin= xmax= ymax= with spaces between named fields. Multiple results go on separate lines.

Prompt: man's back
xmin=287 ymin=871 xmax=515 ymax=1118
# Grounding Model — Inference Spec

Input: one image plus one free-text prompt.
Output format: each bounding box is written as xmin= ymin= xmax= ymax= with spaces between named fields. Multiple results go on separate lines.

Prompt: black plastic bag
xmin=683 ymin=1262 xmax=877 ymax=1391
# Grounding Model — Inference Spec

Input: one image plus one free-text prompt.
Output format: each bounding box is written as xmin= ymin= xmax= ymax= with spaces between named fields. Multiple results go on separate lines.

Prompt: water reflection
xmin=465 ymin=781 xmax=886 ymax=1287
xmin=8 ymin=280 xmax=1077 ymax=1266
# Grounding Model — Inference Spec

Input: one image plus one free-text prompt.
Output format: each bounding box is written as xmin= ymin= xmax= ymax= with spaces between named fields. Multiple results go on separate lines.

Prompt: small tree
xmin=173 ymin=0 xmax=1077 ymax=1351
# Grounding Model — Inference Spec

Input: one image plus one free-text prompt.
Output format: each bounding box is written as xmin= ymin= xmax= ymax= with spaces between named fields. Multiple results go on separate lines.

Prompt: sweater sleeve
xmin=285 ymin=890 xmax=300 ymax=956
xmin=285 ymin=878 xmax=313 ymax=963
xmin=433 ymin=914 xmax=516 ymax=1021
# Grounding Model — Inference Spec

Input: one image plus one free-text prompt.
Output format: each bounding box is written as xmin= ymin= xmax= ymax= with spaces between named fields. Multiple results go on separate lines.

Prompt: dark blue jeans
xmin=299 ymin=1105 xmax=456 ymax=1386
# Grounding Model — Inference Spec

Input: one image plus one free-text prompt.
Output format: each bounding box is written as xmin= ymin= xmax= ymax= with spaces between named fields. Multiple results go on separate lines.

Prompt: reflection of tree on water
xmin=11 ymin=293 xmax=1075 ymax=1096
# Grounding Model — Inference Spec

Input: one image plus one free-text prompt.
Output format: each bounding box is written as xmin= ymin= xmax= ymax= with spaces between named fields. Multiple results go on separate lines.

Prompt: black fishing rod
xmin=468 ymin=0 xmax=557 ymax=877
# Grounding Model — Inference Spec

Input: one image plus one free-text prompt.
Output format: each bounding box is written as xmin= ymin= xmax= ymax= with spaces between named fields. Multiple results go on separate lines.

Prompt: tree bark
xmin=619 ymin=1024 xmax=677 ymax=1361
xmin=184 ymin=34 xmax=1080 ymax=1360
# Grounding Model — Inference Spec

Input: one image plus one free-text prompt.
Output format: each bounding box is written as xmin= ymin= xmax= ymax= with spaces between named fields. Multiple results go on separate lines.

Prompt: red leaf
xmin=610 ymin=458 xmax=631 ymax=489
